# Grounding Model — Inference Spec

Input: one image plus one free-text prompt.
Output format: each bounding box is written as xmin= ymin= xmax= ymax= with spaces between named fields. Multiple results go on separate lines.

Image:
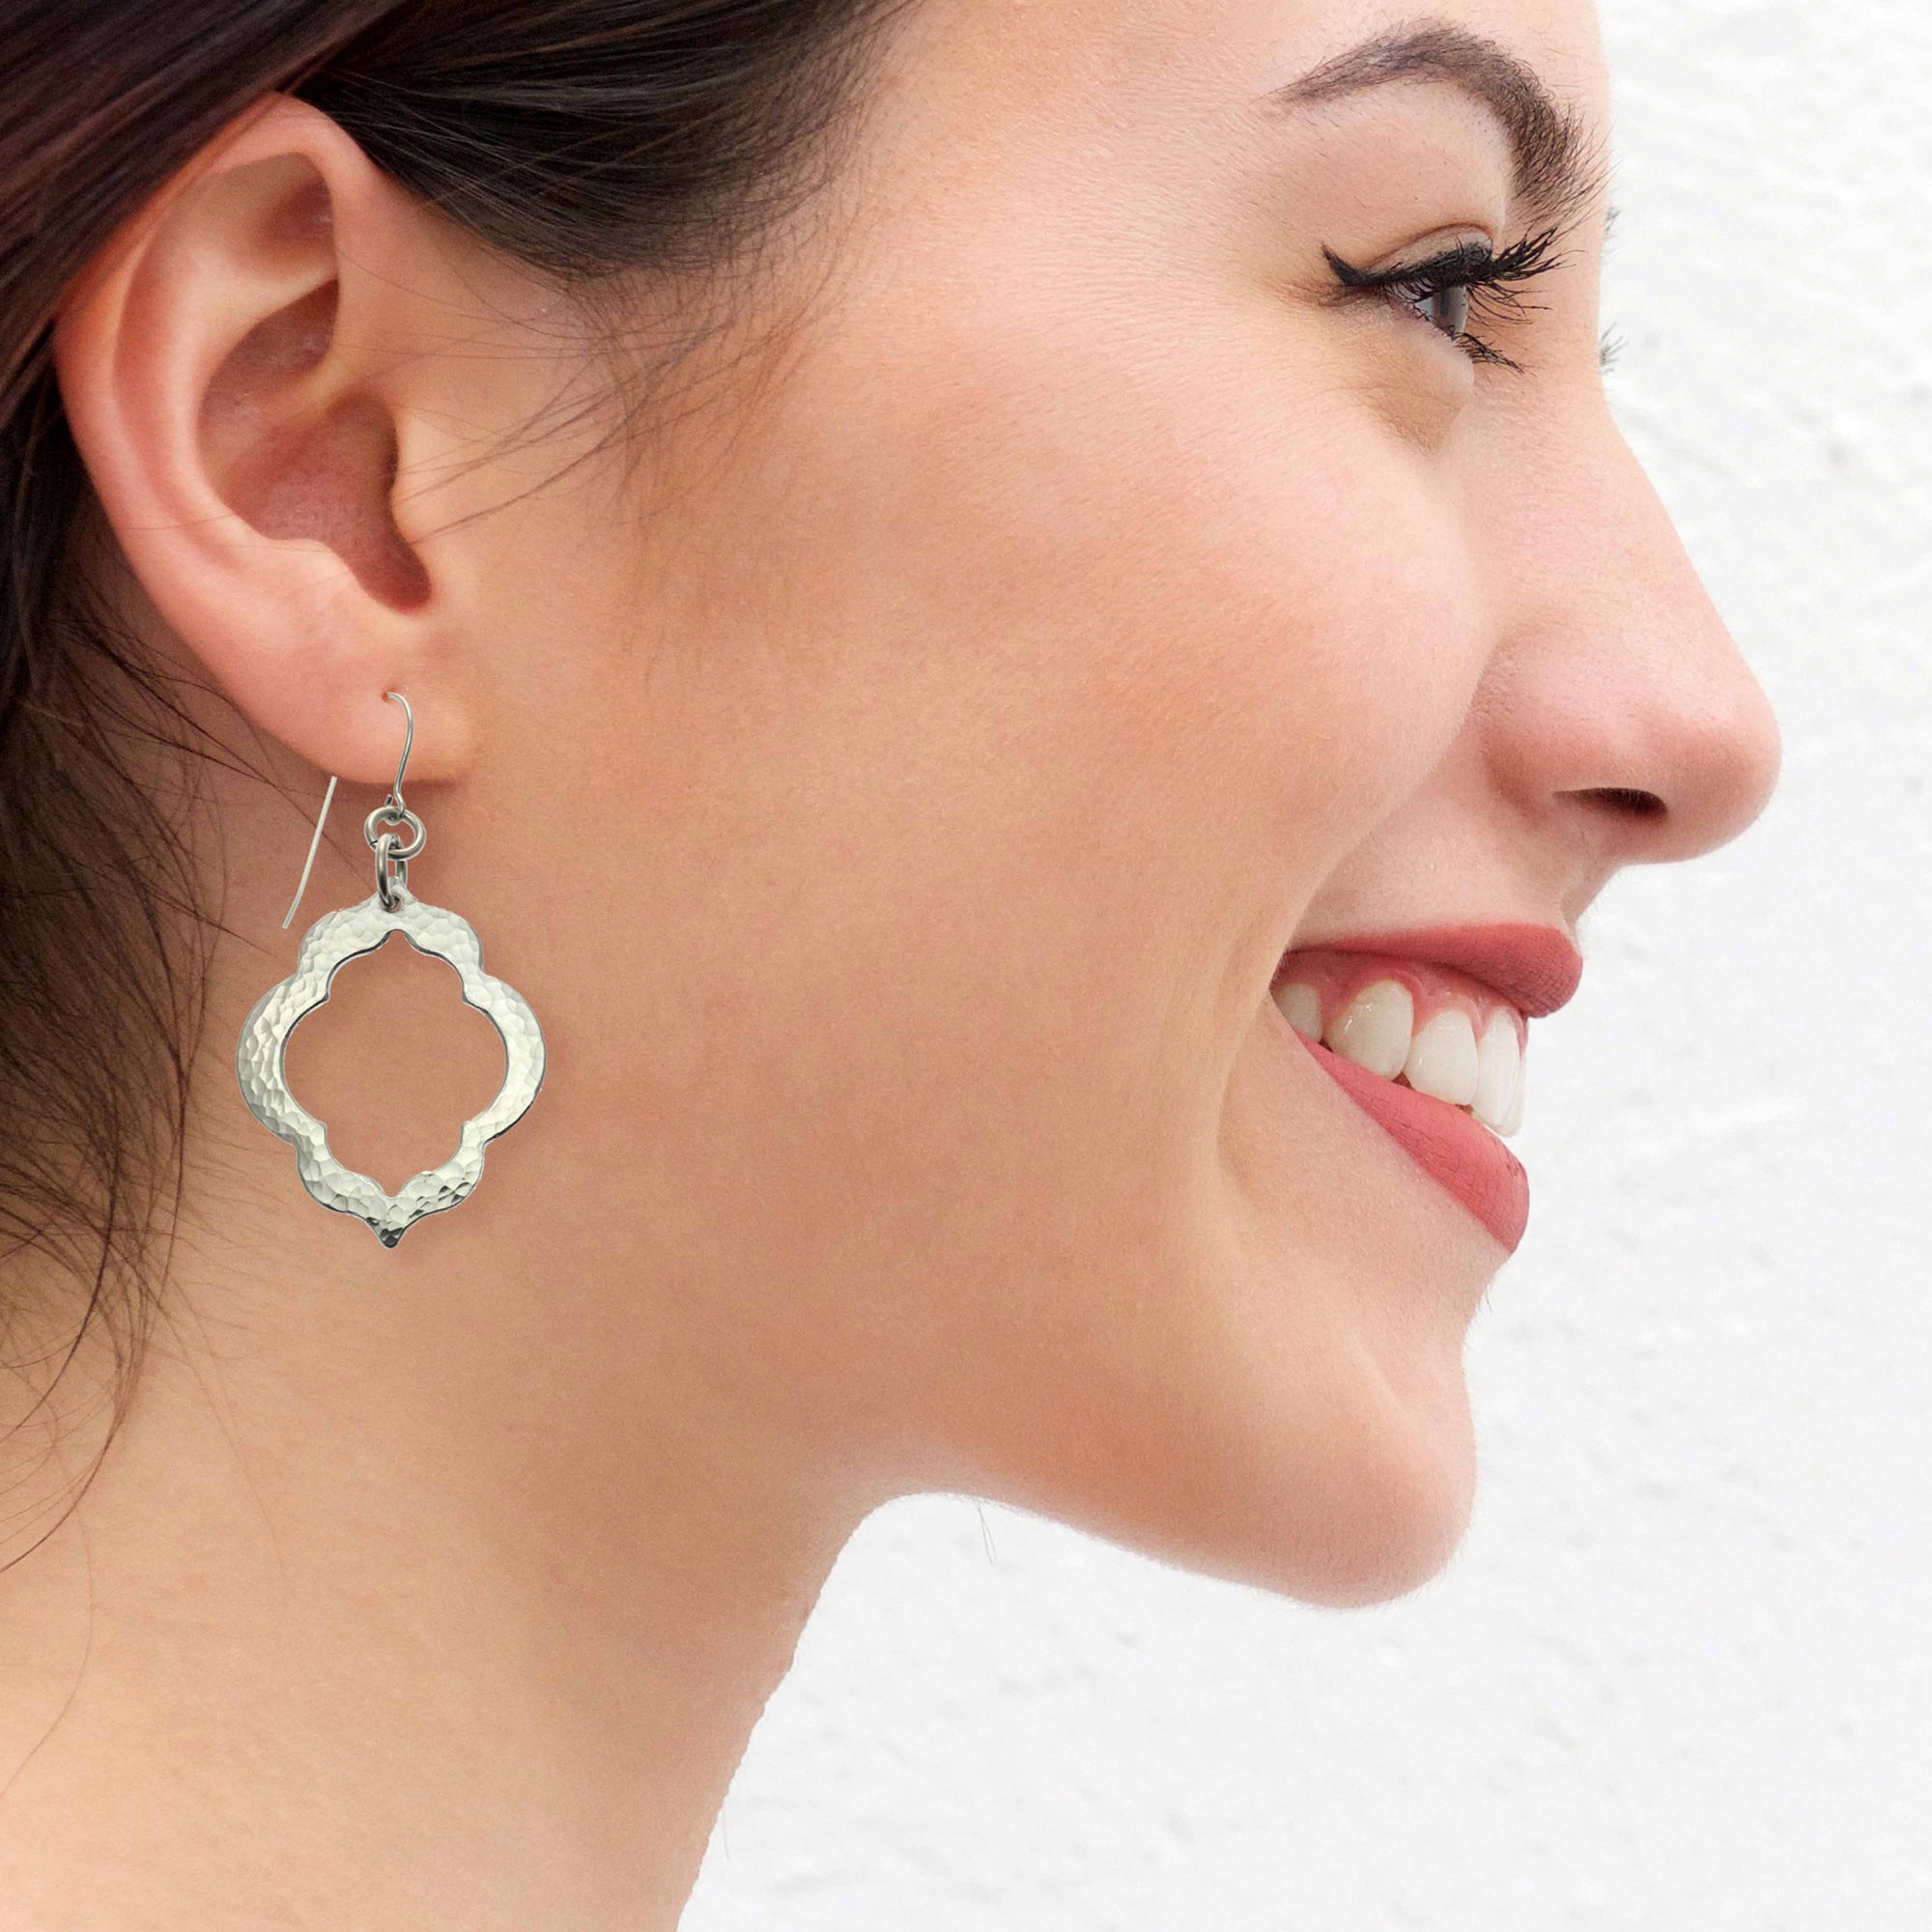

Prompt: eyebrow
xmin=1269 ymin=22 xmax=1607 ymax=224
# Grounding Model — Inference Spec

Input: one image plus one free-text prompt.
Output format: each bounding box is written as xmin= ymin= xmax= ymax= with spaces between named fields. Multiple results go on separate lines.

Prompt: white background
xmin=685 ymin=1 xmax=1932 ymax=1923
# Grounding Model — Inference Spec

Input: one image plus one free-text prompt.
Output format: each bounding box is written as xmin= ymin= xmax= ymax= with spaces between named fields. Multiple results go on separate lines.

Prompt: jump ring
xmin=364 ymin=804 xmax=426 ymax=863
xmin=374 ymin=830 xmax=410 ymax=911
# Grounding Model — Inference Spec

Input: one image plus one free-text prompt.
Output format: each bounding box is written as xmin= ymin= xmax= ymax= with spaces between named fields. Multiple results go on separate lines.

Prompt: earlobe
xmin=52 ymin=98 xmax=472 ymax=787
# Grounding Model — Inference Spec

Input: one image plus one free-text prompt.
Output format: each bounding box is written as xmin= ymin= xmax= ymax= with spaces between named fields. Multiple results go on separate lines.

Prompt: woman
xmin=0 ymin=0 xmax=1780 ymax=1922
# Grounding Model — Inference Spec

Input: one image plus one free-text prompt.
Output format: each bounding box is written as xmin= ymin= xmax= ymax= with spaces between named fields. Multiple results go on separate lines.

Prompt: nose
xmin=1476 ymin=411 xmax=1782 ymax=889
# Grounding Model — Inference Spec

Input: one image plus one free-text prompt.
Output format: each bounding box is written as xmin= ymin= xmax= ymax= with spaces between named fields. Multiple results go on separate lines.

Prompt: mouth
xmin=1267 ymin=924 xmax=1582 ymax=1255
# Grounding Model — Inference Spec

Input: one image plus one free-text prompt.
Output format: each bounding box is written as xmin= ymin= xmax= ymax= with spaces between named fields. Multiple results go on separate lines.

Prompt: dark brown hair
xmin=0 ymin=0 xmax=895 ymax=1533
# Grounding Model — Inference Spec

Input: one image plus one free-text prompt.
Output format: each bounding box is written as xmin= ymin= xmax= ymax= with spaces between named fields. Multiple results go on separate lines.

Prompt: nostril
xmin=1576 ymin=785 xmax=1667 ymax=820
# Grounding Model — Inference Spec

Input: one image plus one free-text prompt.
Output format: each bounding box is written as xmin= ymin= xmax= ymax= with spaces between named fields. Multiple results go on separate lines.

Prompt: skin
xmin=0 ymin=0 xmax=1778 ymax=1923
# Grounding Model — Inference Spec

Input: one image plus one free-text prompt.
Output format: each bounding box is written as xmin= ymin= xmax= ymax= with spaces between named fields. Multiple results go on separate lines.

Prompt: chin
xmin=1284 ymin=1398 xmax=1480 ymax=1608
xmin=1023 ymin=1312 xmax=1482 ymax=1613
xmin=1154 ymin=1322 xmax=1483 ymax=1611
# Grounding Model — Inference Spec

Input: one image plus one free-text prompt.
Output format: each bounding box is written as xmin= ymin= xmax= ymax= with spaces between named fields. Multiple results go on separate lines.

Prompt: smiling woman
xmin=0 ymin=0 xmax=1779 ymax=1924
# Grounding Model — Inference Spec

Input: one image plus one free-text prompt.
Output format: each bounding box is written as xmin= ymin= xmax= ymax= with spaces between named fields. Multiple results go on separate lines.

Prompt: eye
xmin=1388 ymin=275 xmax=1472 ymax=346
xmin=1322 ymin=229 xmax=1568 ymax=373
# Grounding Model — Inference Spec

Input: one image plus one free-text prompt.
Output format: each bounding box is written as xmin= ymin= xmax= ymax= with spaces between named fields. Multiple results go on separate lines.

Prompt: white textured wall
xmin=684 ymin=3 xmax=1932 ymax=1923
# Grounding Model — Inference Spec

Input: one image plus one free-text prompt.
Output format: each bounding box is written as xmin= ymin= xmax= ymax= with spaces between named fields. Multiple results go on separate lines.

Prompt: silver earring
xmin=235 ymin=691 xmax=546 ymax=1247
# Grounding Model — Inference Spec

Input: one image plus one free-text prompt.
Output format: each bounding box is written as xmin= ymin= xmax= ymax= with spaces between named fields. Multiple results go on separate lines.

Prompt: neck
xmin=0 ymin=734 xmax=873 ymax=1929
xmin=0 ymin=1209 xmax=860 ymax=1928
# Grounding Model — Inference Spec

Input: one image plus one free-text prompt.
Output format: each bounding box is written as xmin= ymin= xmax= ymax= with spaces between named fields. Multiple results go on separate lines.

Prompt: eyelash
xmin=1322 ymin=226 xmax=1567 ymax=372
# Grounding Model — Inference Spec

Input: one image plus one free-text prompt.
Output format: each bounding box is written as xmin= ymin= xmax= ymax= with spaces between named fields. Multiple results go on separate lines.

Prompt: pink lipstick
xmin=1271 ymin=923 xmax=1581 ymax=1253
xmin=1295 ymin=1032 xmax=1530 ymax=1251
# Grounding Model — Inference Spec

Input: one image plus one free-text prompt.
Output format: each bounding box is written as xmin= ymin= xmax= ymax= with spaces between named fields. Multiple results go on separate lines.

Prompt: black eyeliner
xmin=1322 ymin=225 xmax=1569 ymax=371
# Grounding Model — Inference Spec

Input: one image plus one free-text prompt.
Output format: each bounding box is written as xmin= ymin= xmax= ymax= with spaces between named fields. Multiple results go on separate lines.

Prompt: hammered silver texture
xmin=236 ymin=888 xmax=546 ymax=1247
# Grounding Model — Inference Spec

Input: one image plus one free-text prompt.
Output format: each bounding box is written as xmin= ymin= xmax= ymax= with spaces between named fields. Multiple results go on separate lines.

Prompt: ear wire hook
xmin=280 ymin=691 xmax=413 ymax=930
xmin=384 ymin=688 xmax=415 ymax=815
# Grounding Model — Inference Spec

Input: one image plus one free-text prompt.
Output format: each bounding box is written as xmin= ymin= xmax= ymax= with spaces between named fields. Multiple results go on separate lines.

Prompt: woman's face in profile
xmin=51 ymin=0 xmax=1780 ymax=1618
xmin=478 ymin=0 xmax=1776 ymax=1607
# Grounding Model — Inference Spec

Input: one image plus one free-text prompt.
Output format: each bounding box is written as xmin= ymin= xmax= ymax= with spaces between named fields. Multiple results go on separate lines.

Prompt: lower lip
xmin=1291 ymin=1030 xmax=1529 ymax=1255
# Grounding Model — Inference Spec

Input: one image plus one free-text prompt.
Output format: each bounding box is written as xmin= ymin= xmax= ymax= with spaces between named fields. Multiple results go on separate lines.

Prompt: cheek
xmin=815 ymin=277 xmax=1489 ymax=923
xmin=668 ymin=250 xmax=1492 ymax=1594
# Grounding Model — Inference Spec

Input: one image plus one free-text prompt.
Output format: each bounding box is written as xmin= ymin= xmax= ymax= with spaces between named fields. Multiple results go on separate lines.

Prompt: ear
xmin=51 ymin=96 xmax=537 ymax=787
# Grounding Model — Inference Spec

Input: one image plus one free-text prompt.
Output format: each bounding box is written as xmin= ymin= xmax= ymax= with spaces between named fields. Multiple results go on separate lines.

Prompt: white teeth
xmin=1471 ymin=1011 xmax=1523 ymax=1136
xmin=1403 ymin=1009 xmax=1479 ymax=1106
xmin=1273 ymin=981 xmax=1323 ymax=1040
xmin=1280 ymin=967 xmax=1530 ymax=1135
xmin=1501 ymin=1054 xmax=1526 ymax=1137
xmin=1323 ymin=980 xmax=1414 ymax=1080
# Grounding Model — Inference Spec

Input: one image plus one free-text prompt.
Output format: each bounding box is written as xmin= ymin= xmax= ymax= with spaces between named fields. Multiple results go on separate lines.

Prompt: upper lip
xmin=1282 ymin=923 xmax=1583 ymax=1020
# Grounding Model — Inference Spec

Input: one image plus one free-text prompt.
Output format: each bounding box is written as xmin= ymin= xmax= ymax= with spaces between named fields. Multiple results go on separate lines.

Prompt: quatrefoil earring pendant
xmin=236 ymin=691 xmax=546 ymax=1247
